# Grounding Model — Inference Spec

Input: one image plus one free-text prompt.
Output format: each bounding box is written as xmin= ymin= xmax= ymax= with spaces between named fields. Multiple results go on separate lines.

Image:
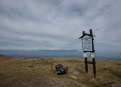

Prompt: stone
xmin=70 ymin=75 xmax=77 ymax=79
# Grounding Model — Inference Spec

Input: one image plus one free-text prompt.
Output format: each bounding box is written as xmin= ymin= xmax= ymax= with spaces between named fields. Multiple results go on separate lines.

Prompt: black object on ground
xmin=55 ymin=64 xmax=67 ymax=75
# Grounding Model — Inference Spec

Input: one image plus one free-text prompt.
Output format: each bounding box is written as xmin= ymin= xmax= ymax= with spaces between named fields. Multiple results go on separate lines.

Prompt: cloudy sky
xmin=0 ymin=0 xmax=121 ymax=55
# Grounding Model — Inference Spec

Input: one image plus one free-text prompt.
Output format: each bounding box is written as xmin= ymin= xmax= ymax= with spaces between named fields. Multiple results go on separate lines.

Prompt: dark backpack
xmin=55 ymin=64 xmax=67 ymax=75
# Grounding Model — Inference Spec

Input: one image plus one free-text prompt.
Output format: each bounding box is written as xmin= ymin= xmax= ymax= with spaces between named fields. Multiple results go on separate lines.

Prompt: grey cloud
xmin=0 ymin=0 xmax=121 ymax=52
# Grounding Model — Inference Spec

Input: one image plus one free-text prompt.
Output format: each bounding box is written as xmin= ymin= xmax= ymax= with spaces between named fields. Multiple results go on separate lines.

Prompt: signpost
xmin=79 ymin=29 xmax=96 ymax=77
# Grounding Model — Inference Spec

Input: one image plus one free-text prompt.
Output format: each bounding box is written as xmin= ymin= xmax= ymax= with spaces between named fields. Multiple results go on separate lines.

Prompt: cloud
xmin=0 ymin=0 xmax=121 ymax=53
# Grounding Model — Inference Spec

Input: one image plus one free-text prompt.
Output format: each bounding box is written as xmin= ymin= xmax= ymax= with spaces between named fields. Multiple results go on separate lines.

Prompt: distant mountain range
xmin=0 ymin=50 xmax=82 ymax=58
xmin=0 ymin=50 xmax=120 ymax=60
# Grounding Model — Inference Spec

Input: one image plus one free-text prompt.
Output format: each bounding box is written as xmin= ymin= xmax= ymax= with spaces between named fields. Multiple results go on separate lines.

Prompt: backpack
xmin=55 ymin=64 xmax=67 ymax=75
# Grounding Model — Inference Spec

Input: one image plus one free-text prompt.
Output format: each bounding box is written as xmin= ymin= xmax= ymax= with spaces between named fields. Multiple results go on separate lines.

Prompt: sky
xmin=0 ymin=0 xmax=121 ymax=56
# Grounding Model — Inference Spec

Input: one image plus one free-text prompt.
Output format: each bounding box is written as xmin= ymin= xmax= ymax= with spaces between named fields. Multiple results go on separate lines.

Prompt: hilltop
xmin=0 ymin=56 xmax=121 ymax=87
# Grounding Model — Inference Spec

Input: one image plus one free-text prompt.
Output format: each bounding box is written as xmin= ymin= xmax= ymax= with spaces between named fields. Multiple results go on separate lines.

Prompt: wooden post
xmin=85 ymin=58 xmax=88 ymax=73
xmin=92 ymin=58 xmax=96 ymax=77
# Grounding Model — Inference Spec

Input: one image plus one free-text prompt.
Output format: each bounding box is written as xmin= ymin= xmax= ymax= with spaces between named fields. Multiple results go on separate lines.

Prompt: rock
xmin=70 ymin=75 xmax=77 ymax=79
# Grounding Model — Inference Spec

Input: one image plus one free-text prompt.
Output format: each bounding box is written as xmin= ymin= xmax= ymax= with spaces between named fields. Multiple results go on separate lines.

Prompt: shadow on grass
xmin=103 ymin=68 xmax=121 ymax=79
xmin=109 ymin=70 xmax=121 ymax=79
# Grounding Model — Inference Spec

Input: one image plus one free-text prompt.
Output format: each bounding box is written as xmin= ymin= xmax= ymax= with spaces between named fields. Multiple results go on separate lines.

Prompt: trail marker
xmin=79 ymin=29 xmax=96 ymax=77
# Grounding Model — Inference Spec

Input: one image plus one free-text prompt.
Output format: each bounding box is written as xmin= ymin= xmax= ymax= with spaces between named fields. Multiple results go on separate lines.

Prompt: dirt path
xmin=0 ymin=73 xmax=89 ymax=87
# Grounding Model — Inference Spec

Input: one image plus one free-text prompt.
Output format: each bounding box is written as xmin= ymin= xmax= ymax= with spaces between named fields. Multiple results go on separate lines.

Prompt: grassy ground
xmin=0 ymin=55 xmax=121 ymax=87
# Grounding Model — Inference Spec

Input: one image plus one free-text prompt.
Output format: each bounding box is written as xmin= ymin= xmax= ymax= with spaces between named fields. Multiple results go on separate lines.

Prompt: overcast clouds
xmin=0 ymin=0 xmax=121 ymax=54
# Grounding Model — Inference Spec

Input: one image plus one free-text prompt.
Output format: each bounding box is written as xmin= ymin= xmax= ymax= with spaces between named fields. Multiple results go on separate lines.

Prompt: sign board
xmin=81 ymin=35 xmax=92 ymax=52
xmin=91 ymin=53 xmax=95 ymax=58
xmin=83 ymin=52 xmax=87 ymax=57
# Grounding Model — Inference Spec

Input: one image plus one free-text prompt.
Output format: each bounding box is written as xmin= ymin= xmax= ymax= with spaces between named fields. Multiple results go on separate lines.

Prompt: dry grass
xmin=0 ymin=56 xmax=121 ymax=87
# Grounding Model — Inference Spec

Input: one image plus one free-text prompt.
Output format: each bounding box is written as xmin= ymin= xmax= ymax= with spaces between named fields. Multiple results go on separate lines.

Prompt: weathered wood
xmin=84 ymin=58 xmax=88 ymax=73
xmin=79 ymin=29 xmax=96 ymax=77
